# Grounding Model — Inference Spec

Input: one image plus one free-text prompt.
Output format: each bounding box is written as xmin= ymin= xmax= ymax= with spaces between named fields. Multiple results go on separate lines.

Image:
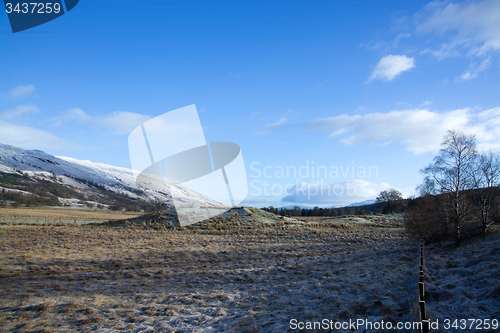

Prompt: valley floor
xmin=0 ymin=222 xmax=498 ymax=332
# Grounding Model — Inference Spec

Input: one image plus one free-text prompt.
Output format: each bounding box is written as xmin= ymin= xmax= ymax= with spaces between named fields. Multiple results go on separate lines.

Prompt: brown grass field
xmin=0 ymin=207 xmax=143 ymax=224
xmin=0 ymin=210 xmax=498 ymax=332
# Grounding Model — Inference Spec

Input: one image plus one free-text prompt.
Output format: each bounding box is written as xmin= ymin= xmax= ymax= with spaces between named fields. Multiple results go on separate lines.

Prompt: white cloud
xmin=60 ymin=108 xmax=151 ymax=135
xmin=416 ymin=0 xmax=500 ymax=58
xmin=459 ymin=57 xmax=491 ymax=80
xmin=419 ymin=100 xmax=433 ymax=107
xmin=281 ymin=179 xmax=396 ymax=206
xmin=304 ymin=107 xmax=500 ymax=154
xmin=0 ymin=104 xmax=39 ymax=120
xmin=255 ymin=117 xmax=287 ymax=135
xmin=0 ymin=120 xmax=82 ymax=150
xmin=5 ymin=84 xmax=36 ymax=98
xmin=369 ymin=55 xmax=415 ymax=82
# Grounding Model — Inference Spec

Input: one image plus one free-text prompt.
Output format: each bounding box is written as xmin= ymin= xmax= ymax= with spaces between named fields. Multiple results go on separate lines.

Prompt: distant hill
xmin=0 ymin=143 xmax=222 ymax=210
xmin=277 ymin=204 xmax=317 ymax=210
xmin=277 ymin=200 xmax=377 ymax=210
xmin=346 ymin=199 xmax=377 ymax=207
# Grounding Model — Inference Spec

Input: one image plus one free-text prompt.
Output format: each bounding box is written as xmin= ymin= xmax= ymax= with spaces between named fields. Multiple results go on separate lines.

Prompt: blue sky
xmin=1 ymin=0 xmax=499 ymax=208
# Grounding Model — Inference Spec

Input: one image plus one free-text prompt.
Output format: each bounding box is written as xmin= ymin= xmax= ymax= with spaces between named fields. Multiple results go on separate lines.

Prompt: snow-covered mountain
xmin=346 ymin=199 xmax=377 ymax=207
xmin=0 ymin=143 xmax=222 ymax=209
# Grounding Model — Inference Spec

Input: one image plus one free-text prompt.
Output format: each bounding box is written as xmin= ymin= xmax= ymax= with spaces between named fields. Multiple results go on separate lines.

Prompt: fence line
xmin=419 ymin=240 xmax=430 ymax=333
xmin=0 ymin=216 xmax=105 ymax=225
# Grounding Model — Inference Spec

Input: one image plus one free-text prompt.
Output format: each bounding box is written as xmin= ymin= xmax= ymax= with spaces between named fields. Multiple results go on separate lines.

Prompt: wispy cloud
xmin=360 ymin=40 xmax=389 ymax=51
xmin=0 ymin=104 xmax=39 ymax=120
xmin=369 ymin=55 xmax=415 ymax=82
xmin=360 ymin=34 xmax=411 ymax=52
xmin=392 ymin=33 xmax=411 ymax=47
xmin=255 ymin=117 xmax=287 ymax=135
xmin=365 ymin=1 xmax=498 ymax=80
xmin=459 ymin=57 xmax=491 ymax=80
xmin=58 ymin=108 xmax=151 ymax=135
xmin=0 ymin=120 xmax=85 ymax=150
xmin=4 ymin=84 xmax=36 ymax=98
xmin=254 ymin=107 xmax=500 ymax=153
xmin=419 ymin=100 xmax=433 ymax=107
xmin=304 ymin=107 xmax=500 ymax=154
xmin=416 ymin=0 xmax=500 ymax=58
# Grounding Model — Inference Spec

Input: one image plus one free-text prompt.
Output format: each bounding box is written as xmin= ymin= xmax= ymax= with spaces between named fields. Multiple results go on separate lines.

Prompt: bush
xmin=109 ymin=203 xmax=123 ymax=211
xmin=127 ymin=205 xmax=141 ymax=212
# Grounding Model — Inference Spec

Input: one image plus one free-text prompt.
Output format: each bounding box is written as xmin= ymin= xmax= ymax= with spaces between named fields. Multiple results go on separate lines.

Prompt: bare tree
xmin=417 ymin=177 xmax=436 ymax=197
xmin=376 ymin=188 xmax=403 ymax=213
xmin=474 ymin=152 xmax=500 ymax=234
xmin=421 ymin=129 xmax=477 ymax=245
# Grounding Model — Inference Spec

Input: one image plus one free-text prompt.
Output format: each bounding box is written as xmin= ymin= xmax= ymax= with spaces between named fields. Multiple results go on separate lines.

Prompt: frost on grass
xmin=2 ymin=220 xmax=419 ymax=332
xmin=424 ymin=232 xmax=500 ymax=333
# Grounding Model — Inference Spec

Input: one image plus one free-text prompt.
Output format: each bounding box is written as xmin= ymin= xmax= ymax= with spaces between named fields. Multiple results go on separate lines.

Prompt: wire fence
xmin=0 ymin=216 xmax=105 ymax=225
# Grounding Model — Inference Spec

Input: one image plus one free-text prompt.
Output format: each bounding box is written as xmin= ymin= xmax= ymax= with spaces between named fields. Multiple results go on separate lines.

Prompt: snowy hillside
xmin=0 ymin=143 xmax=222 ymax=209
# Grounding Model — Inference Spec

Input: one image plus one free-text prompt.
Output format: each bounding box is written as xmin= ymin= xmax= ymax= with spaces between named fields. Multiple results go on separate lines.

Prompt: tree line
xmin=263 ymin=185 xmax=408 ymax=217
xmin=262 ymin=205 xmax=376 ymax=217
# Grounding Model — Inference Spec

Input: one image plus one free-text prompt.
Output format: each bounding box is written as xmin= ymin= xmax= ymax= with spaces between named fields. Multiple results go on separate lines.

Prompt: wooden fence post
xmin=419 ymin=282 xmax=425 ymax=301
xmin=422 ymin=319 xmax=430 ymax=333
xmin=419 ymin=300 xmax=426 ymax=320
xmin=419 ymin=240 xmax=430 ymax=333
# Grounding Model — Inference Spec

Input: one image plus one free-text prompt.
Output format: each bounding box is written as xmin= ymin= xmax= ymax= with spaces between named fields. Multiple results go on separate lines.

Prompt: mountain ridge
xmin=0 ymin=143 xmax=222 ymax=210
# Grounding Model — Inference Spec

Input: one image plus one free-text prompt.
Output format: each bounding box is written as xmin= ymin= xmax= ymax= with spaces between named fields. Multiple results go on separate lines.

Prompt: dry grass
xmin=3 ymin=208 xmax=495 ymax=332
xmin=0 ymin=221 xmax=418 ymax=332
xmin=300 ymin=214 xmax=404 ymax=228
xmin=0 ymin=207 xmax=142 ymax=224
xmin=99 ymin=208 xmax=404 ymax=232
